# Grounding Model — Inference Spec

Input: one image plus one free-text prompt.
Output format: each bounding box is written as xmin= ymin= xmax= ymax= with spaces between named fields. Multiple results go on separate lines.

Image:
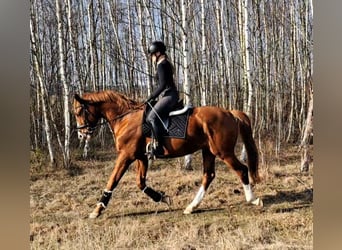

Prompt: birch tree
xmin=300 ymin=83 xmax=313 ymax=172
xmin=181 ymin=0 xmax=193 ymax=170
xmin=30 ymin=4 xmax=55 ymax=166
xmin=239 ymin=0 xmax=252 ymax=116
xmin=137 ymin=1 xmax=152 ymax=96
xmin=29 ymin=0 xmax=314 ymax=168
xmin=215 ymin=0 xmax=227 ymax=108
xmin=56 ymin=0 xmax=71 ymax=167
xmin=200 ymin=0 xmax=207 ymax=106
xmin=66 ymin=0 xmax=81 ymax=94
xmin=299 ymin=0 xmax=313 ymax=172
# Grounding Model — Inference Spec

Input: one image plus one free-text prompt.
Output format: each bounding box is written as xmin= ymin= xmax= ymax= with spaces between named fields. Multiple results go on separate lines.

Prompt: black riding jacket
xmin=148 ymin=59 xmax=178 ymax=100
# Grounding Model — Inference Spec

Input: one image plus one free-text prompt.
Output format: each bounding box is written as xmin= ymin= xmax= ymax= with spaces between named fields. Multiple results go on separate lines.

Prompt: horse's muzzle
xmin=78 ymin=130 xmax=93 ymax=140
xmin=76 ymin=125 xmax=95 ymax=140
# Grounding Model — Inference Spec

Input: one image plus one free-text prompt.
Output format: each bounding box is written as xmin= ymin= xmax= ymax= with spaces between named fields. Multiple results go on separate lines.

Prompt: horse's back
xmin=191 ymin=106 xmax=237 ymax=126
xmin=189 ymin=106 xmax=238 ymax=138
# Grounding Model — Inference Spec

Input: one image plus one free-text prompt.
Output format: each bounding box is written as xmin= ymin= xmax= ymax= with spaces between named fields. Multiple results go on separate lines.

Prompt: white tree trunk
xmin=181 ymin=0 xmax=193 ymax=170
xmin=56 ymin=0 xmax=70 ymax=167
xmin=181 ymin=0 xmax=190 ymax=106
xmin=200 ymin=0 xmax=207 ymax=106
xmin=238 ymin=0 xmax=252 ymax=161
xmin=215 ymin=0 xmax=226 ymax=107
xmin=30 ymin=13 xmax=55 ymax=165
xmin=87 ymin=0 xmax=96 ymax=91
xmin=137 ymin=2 xmax=152 ymax=96
xmin=66 ymin=0 xmax=81 ymax=94
xmin=300 ymin=88 xmax=313 ymax=172
xmin=240 ymin=0 xmax=252 ymax=116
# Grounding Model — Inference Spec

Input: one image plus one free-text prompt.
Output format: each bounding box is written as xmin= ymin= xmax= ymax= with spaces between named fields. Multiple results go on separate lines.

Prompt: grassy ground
xmin=30 ymin=147 xmax=313 ymax=249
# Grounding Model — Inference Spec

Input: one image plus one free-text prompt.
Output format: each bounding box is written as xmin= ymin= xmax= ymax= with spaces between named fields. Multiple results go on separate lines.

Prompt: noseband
xmin=75 ymin=104 xmax=97 ymax=134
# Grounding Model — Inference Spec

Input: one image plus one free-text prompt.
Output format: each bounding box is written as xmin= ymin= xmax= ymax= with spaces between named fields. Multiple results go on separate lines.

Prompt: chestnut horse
xmin=73 ymin=90 xmax=262 ymax=218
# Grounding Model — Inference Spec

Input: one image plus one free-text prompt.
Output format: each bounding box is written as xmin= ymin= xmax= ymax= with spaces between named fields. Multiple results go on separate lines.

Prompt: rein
xmin=76 ymin=103 xmax=145 ymax=131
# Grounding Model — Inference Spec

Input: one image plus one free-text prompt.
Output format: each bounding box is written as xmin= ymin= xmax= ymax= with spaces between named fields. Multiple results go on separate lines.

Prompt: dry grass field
xmin=30 ymin=146 xmax=313 ymax=249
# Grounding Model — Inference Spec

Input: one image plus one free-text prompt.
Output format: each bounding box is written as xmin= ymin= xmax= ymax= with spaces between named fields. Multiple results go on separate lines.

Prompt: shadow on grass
xmin=262 ymin=188 xmax=313 ymax=211
xmin=106 ymin=207 xmax=226 ymax=219
xmin=67 ymin=163 xmax=84 ymax=177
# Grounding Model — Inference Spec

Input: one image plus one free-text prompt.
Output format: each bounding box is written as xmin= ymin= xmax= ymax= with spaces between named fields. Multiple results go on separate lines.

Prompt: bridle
xmin=75 ymin=102 xmax=145 ymax=134
xmin=75 ymin=103 xmax=98 ymax=135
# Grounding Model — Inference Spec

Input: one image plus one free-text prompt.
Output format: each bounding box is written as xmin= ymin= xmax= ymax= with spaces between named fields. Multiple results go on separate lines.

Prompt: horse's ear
xmin=74 ymin=94 xmax=86 ymax=104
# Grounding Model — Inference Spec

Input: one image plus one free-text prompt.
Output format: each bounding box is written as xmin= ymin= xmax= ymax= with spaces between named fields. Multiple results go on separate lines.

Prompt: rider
xmin=146 ymin=41 xmax=179 ymax=155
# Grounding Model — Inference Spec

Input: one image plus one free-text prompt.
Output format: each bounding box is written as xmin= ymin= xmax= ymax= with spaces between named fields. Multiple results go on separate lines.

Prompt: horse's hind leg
xmin=184 ymin=148 xmax=216 ymax=214
xmin=223 ymin=154 xmax=262 ymax=206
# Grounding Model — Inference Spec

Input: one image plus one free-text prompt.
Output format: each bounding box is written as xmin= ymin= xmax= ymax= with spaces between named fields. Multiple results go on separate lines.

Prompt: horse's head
xmin=73 ymin=94 xmax=100 ymax=140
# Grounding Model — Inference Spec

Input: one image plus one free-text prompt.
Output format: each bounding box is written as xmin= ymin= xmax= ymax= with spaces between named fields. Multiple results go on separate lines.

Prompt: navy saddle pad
xmin=142 ymin=109 xmax=192 ymax=139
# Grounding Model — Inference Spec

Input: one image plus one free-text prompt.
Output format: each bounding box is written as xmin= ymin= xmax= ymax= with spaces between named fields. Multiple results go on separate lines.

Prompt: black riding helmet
xmin=148 ymin=41 xmax=166 ymax=55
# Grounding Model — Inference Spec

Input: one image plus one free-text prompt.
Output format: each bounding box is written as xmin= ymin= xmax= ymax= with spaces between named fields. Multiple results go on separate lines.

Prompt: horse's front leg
xmin=89 ymin=153 xmax=133 ymax=219
xmin=135 ymin=158 xmax=172 ymax=207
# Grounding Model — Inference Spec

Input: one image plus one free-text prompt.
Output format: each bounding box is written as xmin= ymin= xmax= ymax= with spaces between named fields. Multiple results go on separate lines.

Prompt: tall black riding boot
xmin=151 ymin=122 xmax=164 ymax=156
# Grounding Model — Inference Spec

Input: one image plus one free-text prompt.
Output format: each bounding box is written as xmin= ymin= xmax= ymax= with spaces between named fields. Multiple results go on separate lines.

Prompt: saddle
xmin=142 ymin=99 xmax=193 ymax=139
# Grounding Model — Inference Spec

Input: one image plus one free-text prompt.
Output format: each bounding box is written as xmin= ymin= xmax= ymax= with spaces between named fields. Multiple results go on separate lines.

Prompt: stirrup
xmin=145 ymin=142 xmax=155 ymax=160
xmin=145 ymin=140 xmax=164 ymax=159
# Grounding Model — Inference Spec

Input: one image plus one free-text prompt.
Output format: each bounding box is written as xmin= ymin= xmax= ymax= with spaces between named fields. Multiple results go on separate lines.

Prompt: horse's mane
xmin=82 ymin=90 xmax=141 ymax=109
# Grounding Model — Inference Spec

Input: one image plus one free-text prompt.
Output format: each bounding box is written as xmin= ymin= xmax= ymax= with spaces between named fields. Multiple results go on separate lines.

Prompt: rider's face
xmin=151 ymin=52 xmax=160 ymax=63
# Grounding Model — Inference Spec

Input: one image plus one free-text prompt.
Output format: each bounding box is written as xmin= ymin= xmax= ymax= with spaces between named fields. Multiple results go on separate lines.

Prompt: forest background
xmin=30 ymin=0 xmax=313 ymax=169
xmin=29 ymin=1 xmax=314 ymax=248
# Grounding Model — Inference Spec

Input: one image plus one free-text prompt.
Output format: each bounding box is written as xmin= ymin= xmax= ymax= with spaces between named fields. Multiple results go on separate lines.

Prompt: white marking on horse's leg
xmin=243 ymin=184 xmax=255 ymax=202
xmin=242 ymin=184 xmax=263 ymax=206
xmin=83 ymin=137 xmax=90 ymax=158
xmin=251 ymin=197 xmax=263 ymax=206
xmin=191 ymin=185 xmax=205 ymax=206
xmin=89 ymin=212 xmax=98 ymax=219
xmin=89 ymin=203 xmax=104 ymax=219
xmin=184 ymin=185 xmax=205 ymax=214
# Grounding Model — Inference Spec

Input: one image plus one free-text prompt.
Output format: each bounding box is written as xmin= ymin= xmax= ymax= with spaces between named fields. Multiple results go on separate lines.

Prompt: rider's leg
xmin=146 ymin=98 xmax=170 ymax=155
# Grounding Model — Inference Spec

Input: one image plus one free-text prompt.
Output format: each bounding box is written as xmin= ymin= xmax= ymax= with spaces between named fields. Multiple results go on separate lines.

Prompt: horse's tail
xmin=230 ymin=110 xmax=261 ymax=184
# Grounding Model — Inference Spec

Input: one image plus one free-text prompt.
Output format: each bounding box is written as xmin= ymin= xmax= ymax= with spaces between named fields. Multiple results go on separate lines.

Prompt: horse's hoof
xmin=88 ymin=204 xmax=105 ymax=219
xmin=251 ymin=197 xmax=263 ymax=207
xmin=161 ymin=195 xmax=172 ymax=207
xmin=183 ymin=206 xmax=193 ymax=214
xmin=89 ymin=212 xmax=99 ymax=219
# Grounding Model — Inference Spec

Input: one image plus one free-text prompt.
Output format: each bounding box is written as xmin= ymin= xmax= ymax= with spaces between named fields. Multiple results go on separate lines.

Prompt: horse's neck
xmin=101 ymin=104 xmax=126 ymax=120
xmin=102 ymin=101 xmax=141 ymax=125
xmin=105 ymin=108 xmax=143 ymax=137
